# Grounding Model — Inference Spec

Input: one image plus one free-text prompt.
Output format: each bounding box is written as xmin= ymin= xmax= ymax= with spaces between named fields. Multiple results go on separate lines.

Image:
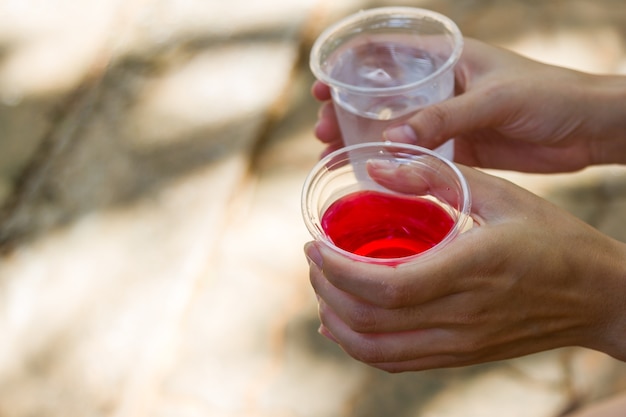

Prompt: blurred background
xmin=0 ymin=0 xmax=625 ymax=416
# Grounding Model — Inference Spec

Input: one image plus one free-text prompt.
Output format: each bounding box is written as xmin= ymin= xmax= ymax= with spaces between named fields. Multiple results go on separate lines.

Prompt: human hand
xmin=304 ymin=163 xmax=626 ymax=372
xmin=312 ymin=38 xmax=626 ymax=172
xmin=311 ymin=81 xmax=343 ymax=158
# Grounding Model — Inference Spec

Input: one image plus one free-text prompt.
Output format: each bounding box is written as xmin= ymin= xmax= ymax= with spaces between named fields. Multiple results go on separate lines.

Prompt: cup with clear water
xmin=310 ymin=7 xmax=463 ymax=161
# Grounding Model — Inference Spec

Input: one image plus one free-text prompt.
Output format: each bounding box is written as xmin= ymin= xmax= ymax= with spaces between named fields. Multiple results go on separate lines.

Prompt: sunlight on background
xmin=0 ymin=0 xmax=625 ymax=416
xmin=507 ymin=27 xmax=626 ymax=73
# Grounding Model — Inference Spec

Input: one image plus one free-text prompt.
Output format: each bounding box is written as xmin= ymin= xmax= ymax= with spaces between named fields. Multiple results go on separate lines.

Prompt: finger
xmin=371 ymin=354 xmax=472 ymax=373
xmin=366 ymin=153 xmax=516 ymax=225
xmin=312 ymin=80 xmax=332 ymax=101
xmin=370 ymin=330 xmax=566 ymax=372
xmin=372 ymin=161 xmax=527 ymax=224
xmin=366 ymin=157 xmax=467 ymax=210
xmin=312 ymin=239 xmax=514 ymax=336
xmin=384 ymin=89 xmax=509 ymax=151
xmin=314 ymin=101 xmax=341 ymax=143
xmin=318 ymin=324 xmax=339 ymax=343
xmin=308 ymin=241 xmax=464 ymax=308
xmin=311 ymin=259 xmax=416 ymax=333
xmin=309 ymin=259 xmax=373 ymax=327
xmin=313 ymin=262 xmax=479 ymax=334
xmin=318 ymin=298 xmax=458 ymax=364
xmin=318 ymin=296 xmax=541 ymax=371
xmin=320 ymin=143 xmax=343 ymax=159
xmin=316 ymin=306 xmax=468 ymax=373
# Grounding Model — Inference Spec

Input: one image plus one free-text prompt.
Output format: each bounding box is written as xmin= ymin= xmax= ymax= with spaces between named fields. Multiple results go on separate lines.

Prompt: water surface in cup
xmin=301 ymin=142 xmax=471 ymax=265
xmin=321 ymin=189 xmax=454 ymax=259
xmin=329 ymin=34 xmax=449 ymax=119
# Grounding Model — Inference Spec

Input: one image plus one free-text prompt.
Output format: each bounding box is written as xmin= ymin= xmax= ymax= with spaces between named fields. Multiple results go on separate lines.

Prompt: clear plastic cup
xmin=310 ymin=7 xmax=463 ymax=160
xmin=302 ymin=142 xmax=472 ymax=265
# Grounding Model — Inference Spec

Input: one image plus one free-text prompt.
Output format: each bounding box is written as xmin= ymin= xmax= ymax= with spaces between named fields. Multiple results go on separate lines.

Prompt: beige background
xmin=0 ymin=0 xmax=625 ymax=416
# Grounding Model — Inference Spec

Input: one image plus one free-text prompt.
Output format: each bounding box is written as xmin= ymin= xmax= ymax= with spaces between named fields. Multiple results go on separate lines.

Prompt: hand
xmin=312 ymin=81 xmax=343 ymax=158
xmin=312 ymin=38 xmax=626 ymax=172
xmin=304 ymin=163 xmax=626 ymax=372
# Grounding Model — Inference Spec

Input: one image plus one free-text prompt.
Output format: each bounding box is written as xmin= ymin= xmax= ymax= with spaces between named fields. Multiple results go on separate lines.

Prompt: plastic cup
xmin=302 ymin=142 xmax=472 ymax=265
xmin=310 ymin=7 xmax=463 ymax=160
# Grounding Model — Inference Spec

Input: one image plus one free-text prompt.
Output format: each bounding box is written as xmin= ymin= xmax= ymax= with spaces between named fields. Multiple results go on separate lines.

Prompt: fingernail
xmin=304 ymin=242 xmax=323 ymax=269
xmin=367 ymin=159 xmax=399 ymax=172
xmin=318 ymin=324 xmax=338 ymax=343
xmin=383 ymin=124 xmax=417 ymax=143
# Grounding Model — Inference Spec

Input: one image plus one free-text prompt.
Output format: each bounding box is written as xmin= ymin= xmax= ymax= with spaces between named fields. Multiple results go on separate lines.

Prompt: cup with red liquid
xmin=310 ymin=7 xmax=463 ymax=161
xmin=302 ymin=142 xmax=471 ymax=265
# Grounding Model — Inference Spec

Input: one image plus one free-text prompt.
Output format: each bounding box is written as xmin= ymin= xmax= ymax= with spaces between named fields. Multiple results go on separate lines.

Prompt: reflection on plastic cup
xmin=302 ymin=142 xmax=472 ymax=266
xmin=310 ymin=7 xmax=463 ymax=160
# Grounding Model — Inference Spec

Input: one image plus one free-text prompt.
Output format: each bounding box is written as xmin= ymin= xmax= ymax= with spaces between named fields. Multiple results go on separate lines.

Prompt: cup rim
xmin=309 ymin=7 xmax=464 ymax=96
xmin=301 ymin=142 xmax=472 ymax=265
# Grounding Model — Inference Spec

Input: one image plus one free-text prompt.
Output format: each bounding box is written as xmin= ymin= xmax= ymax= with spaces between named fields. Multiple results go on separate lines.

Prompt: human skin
xmin=304 ymin=163 xmax=626 ymax=373
xmin=313 ymin=38 xmax=626 ymax=171
xmin=308 ymin=36 xmax=626 ymax=415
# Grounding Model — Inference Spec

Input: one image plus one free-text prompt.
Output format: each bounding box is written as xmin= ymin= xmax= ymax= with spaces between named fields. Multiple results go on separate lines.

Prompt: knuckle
xmin=346 ymin=304 xmax=378 ymax=332
xmin=415 ymin=104 xmax=450 ymax=137
xmin=379 ymin=283 xmax=410 ymax=309
xmin=449 ymin=321 xmax=491 ymax=357
xmin=428 ymin=105 xmax=450 ymax=128
xmin=350 ymin=336 xmax=386 ymax=364
xmin=455 ymin=336 xmax=483 ymax=357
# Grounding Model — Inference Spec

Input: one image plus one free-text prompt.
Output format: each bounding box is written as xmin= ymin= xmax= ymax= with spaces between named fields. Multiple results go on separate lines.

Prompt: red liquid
xmin=321 ymin=190 xmax=454 ymax=259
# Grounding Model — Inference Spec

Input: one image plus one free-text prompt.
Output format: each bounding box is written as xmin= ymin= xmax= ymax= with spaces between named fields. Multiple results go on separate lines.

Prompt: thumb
xmin=384 ymin=91 xmax=498 ymax=149
xmin=367 ymin=159 xmax=517 ymax=225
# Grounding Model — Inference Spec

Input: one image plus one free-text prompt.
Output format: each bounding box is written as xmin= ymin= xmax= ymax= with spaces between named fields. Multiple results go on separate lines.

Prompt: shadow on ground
xmin=1 ymin=0 xmax=625 ymax=252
